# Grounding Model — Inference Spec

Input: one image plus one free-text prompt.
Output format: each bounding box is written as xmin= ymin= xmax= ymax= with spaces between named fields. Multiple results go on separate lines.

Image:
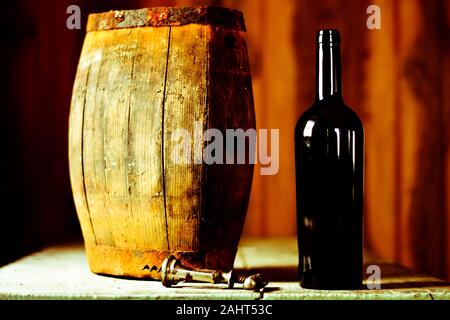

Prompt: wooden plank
xmin=68 ymin=36 xmax=96 ymax=245
xmin=100 ymin=28 xmax=138 ymax=248
xmin=1 ymin=239 xmax=448 ymax=300
xmin=364 ymin=0 xmax=396 ymax=261
xmin=264 ymin=281 xmax=450 ymax=300
xmin=126 ymin=27 xmax=170 ymax=250
xmin=238 ymin=239 xmax=450 ymax=300
xmin=0 ymin=245 xmax=260 ymax=300
xmin=397 ymin=0 xmax=448 ymax=278
xmin=260 ymin=0 xmax=298 ymax=236
xmin=201 ymin=25 xmax=255 ymax=259
xmin=80 ymin=26 xmax=173 ymax=250
xmin=163 ymin=24 xmax=208 ymax=251
xmin=397 ymin=0 xmax=421 ymax=270
xmin=445 ymin=1 xmax=450 ymax=281
xmin=226 ymin=0 xmax=299 ymax=237
xmin=81 ymin=31 xmax=115 ymax=246
xmin=69 ymin=24 xmax=172 ymax=274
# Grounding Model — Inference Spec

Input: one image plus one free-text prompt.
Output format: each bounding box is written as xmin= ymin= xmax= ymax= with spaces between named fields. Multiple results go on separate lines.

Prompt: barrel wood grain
xmin=82 ymin=30 xmax=114 ymax=247
xmin=68 ymin=38 xmax=96 ymax=246
xmin=202 ymin=26 xmax=255 ymax=261
xmin=126 ymin=27 xmax=170 ymax=250
xmin=163 ymin=24 xmax=208 ymax=252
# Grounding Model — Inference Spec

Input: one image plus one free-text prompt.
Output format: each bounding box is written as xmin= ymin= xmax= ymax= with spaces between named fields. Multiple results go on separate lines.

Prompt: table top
xmin=1 ymin=238 xmax=449 ymax=300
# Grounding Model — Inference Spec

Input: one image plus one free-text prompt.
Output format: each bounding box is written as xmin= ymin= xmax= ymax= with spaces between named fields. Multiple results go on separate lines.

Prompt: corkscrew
xmin=160 ymin=256 xmax=268 ymax=291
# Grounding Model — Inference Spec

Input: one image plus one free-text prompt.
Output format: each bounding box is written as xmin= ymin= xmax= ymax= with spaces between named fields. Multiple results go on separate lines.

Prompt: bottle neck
xmin=315 ymin=41 xmax=343 ymax=102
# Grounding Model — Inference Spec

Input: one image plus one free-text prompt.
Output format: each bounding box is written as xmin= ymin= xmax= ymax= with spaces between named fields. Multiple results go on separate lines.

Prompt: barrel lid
xmin=87 ymin=6 xmax=246 ymax=32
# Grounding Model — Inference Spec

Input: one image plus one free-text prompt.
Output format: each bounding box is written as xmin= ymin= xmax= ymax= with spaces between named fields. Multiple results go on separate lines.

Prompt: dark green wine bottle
xmin=295 ymin=30 xmax=364 ymax=290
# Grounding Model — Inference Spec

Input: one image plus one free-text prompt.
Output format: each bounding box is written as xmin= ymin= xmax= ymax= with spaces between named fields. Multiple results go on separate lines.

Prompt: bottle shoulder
xmin=295 ymin=100 xmax=363 ymax=135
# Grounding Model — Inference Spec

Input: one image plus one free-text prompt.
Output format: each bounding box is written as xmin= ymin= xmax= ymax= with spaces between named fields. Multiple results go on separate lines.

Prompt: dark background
xmin=1 ymin=0 xmax=449 ymax=281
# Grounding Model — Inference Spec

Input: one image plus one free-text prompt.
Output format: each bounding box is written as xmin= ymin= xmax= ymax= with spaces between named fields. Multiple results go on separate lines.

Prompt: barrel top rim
xmin=86 ymin=6 xmax=246 ymax=32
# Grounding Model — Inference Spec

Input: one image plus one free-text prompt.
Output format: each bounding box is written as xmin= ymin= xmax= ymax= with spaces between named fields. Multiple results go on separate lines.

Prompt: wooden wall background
xmin=1 ymin=0 xmax=449 ymax=280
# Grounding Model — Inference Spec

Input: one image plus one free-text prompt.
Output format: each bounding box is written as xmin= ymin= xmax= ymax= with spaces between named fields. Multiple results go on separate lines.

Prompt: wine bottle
xmin=295 ymin=30 xmax=364 ymax=290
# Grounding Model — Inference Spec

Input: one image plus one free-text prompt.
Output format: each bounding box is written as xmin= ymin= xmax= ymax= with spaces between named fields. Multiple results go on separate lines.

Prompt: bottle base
xmin=300 ymin=282 xmax=362 ymax=290
xmin=300 ymin=274 xmax=362 ymax=290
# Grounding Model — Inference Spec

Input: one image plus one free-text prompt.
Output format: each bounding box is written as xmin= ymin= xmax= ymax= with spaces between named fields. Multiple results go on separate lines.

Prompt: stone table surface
xmin=0 ymin=238 xmax=449 ymax=300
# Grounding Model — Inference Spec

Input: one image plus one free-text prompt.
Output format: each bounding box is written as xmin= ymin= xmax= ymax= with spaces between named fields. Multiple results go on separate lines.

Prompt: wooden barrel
xmin=68 ymin=6 xmax=255 ymax=279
